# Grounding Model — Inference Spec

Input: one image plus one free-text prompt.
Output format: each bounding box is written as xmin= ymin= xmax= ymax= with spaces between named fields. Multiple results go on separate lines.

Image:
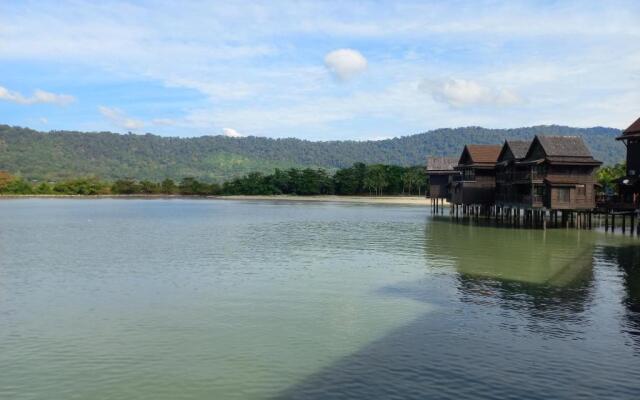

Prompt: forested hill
xmin=0 ymin=124 xmax=624 ymax=181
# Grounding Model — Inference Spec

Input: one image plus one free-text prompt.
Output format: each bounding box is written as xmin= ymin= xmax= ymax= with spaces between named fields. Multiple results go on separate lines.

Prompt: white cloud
xmin=324 ymin=49 xmax=368 ymax=81
xmin=421 ymin=78 xmax=521 ymax=108
xmin=0 ymin=86 xmax=74 ymax=106
xmin=99 ymin=106 xmax=144 ymax=130
xmin=222 ymin=128 xmax=244 ymax=138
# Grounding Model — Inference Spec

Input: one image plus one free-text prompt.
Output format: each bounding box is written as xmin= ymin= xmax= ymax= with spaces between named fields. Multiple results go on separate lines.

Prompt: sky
xmin=0 ymin=0 xmax=639 ymax=140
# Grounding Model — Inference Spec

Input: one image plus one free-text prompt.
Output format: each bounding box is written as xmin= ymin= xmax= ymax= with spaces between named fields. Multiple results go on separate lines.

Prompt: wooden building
xmin=426 ymin=157 xmax=459 ymax=199
xmin=615 ymin=116 xmax=640 ymax=210
xmin=514 ymin=135 xmax=601 ymax=210
xmin=450 ymin=144 xmax=501 ymax=206
xmin=495 ymin=140 xmax=532 ymax=207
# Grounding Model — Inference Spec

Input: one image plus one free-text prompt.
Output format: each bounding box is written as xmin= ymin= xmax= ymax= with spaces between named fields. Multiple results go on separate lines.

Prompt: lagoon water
xmin=0 ymin=199 xmax=639 ymax=399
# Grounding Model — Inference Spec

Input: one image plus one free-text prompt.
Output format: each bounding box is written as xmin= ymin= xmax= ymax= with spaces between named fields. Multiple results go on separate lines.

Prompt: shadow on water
xmin=273 ymin=220 xmax=640 ymax=400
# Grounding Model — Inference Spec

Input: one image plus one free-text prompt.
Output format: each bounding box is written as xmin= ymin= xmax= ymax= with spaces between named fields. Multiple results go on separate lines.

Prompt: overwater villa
xmin=450 ymin=144 xmax=501 ymax=207
xmin=445 ymin=136 xmax=601 ymax=212
xmin=425 ymin=157 xmax=459 ymax=211
xmin=511 ymin=135 xmax=602 ymax=211
xmin=615 ymin=116 xmax=640 ymax=210
xmin=495 ymin=140 xmax=532 ymax=207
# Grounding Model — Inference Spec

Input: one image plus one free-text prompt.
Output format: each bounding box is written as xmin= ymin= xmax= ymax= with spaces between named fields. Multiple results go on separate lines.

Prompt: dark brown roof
xmin=465 ymin=144 xmax=501 ymax=164
xmin=624 ymin=117 xmax=640 ymax=135
xmin=506 ymin=140 xmax=531 ymax=160
xmin=536 ymin=135 xmax=592 ymax=158
xmin=427 ymin=157 xmax=458 ymax=171
xmin=618 ymin=117 xmax=640 ymax=140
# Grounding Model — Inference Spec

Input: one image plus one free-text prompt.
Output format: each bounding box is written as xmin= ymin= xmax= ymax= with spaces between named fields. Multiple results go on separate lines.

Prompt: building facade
xmin=616 ymin=117 xmax=640 ymax=210
xmin=450 ymin=144 xmax=501 ymax=206
xmin=426 ymin=157 xmax=459 ymax=200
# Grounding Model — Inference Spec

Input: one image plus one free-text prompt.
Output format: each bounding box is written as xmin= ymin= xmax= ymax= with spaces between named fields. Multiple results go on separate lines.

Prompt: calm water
xmin=0 ymin=199 xmax=639 ymax=399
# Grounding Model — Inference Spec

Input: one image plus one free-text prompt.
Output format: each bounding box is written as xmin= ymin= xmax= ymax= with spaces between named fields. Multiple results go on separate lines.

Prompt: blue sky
xmin=0 ymin=0 xmax=639 ymax=139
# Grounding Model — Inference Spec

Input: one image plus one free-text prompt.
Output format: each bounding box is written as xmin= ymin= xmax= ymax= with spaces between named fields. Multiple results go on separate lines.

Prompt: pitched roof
xmin=536 ymin=135 xmax=594 ymax=158
xmin=464 ymin=144 xmax=501 ymax=164
xmin=427 ymin=157 xmax=458 ymax=171
xmin=506 ymin=140 xmax=531 ymax=159
xmin=618 ymin=117 xmax=640 ymax=139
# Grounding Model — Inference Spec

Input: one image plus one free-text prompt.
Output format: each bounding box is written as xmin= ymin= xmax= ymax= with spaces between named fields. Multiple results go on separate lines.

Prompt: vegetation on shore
xmin=596 ymin=163 xmax=626 ymax=192
xmin=0 ymin=163 xmax=427 ymax=196
xmin=0 ymin=124 xmax=624 ymax=182
xmin=0 ymin=161 xmax=625 ymax=197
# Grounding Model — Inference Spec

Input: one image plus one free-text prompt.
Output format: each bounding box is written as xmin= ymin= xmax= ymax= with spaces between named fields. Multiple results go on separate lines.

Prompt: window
xmin=534 ymin=165 xmax=546 ymax=177
xmin=557 ymin=187 xmax=570 ymax=202
xmin=463 ymin=168 xmax=475 ymax=181
xmin=576 ymin=184 xmax=586 ymax=197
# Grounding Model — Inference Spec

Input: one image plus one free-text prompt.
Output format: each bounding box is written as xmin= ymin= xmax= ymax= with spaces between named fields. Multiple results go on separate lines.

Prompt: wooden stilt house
xmin=426 ymin=157 xmax=459 ymax=201
xmin=450 ymin=145 xmax=501 ymax=206
xmin=516 ymin=135 xmax=601 ymax=210
xmin=495 ymin=140 xmax=532 ymax=207
xmin=615 ymin=116 xmax=640 ymax=210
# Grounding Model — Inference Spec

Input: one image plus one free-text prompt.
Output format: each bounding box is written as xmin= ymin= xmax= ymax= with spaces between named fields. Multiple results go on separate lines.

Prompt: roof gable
xmin=497 ymin=141 xmax=514 ymax=163
xmin=458 ymin=146 xmax=473 ymax=165
xmin=537 ymin=135 xmax=593 ymax=158
xmin=461 ymin=144 xmax=501 ymax=165
xmin=523 ymin=135 xmax=600 ymax=165
xmin=623 ymin=117 xmax=640 ymax=136
xmin=498 ymin=140 xmax=531 ymax=163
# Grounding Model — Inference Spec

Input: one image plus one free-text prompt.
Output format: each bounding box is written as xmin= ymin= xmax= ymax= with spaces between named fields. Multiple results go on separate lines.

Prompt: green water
xmin=0 ymin=199 xmax=638 ymax=399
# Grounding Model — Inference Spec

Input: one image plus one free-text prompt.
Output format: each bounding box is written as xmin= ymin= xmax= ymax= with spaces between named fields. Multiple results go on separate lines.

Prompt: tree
xmin=161 ymin=178 xmax=177 ymax=194
xmin=365 ymin=165 xmax=388 ymax=196
xmin=111 ymin=179 xmax=141 ymax=194
xmin=597 ymin=163 xmax=626 ymax=194
xmin=0 ymin=171 xmax=14 ymax=189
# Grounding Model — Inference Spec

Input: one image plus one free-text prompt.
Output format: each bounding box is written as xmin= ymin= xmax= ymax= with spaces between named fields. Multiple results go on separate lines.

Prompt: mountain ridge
xmin=0 ymin=124 xmax=624 ymax=181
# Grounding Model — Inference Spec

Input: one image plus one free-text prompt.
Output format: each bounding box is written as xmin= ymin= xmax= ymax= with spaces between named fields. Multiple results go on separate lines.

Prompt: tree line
xmin=0 ymin=124 xmax=623 ymax=182
xmin=0 ymin=162 xmax=626 ymax=197
xmin=0 ymin=163 xmax=428 ymax=196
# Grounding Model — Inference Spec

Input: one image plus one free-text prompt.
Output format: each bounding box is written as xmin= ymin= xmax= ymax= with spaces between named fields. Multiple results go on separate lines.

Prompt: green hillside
xmin=0 ymin=124 xmax=624 ymax=182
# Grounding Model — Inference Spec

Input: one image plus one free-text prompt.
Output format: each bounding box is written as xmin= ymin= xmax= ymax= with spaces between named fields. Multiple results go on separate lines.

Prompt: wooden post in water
xmin=612 ymin=214 xmax=616 ymax=232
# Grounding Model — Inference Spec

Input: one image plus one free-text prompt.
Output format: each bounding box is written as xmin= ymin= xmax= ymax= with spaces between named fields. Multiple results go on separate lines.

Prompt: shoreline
xmin=216 ymin=195 xmax=439 ymax=206
xmin=0 ymin=194 xmax=443 ymax=206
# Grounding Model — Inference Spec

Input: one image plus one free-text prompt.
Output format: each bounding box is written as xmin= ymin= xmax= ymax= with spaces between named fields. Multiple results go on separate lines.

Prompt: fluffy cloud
xmin=222 ymin=128 xmax=244 ymax=138
xmin=324 ymin=49 xmax=368 ymax=81
xmin=99 ymin=106 xmax=144 ymax=130
xmin=421 ymin=78 xmax=521 ymax=108
xmin=0 ymin=86 xmax=74 ymax=106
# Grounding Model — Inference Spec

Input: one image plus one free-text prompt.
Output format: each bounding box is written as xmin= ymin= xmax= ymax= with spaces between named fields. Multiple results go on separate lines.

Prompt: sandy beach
xmin=0 ymin=194 xmax=449 ymax=206
xmin=215 ymin=195 xmax=445 ymax=206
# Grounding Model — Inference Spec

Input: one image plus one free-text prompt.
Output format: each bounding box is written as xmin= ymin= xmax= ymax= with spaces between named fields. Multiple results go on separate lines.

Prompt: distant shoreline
xmin=216 ymin=195 xmax=437 ymax=206
xmin=0 ymin=194 xmax=441 ymax=206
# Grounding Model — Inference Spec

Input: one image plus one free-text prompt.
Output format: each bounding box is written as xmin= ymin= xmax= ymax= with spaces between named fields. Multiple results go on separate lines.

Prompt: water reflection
xmin=274 ymin=219 xmax=640 ymax=399
xmin=599 ymin=244 xmax=640 ymax=345
xmin=426 ymin=220 xmax=597 ymax=337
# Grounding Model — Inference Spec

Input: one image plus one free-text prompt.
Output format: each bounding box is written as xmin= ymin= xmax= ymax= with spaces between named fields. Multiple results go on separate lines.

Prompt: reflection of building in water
xmin=599 ymin=245 xmax=640 ymax=344
xmin=424 ymin=220 xmax=596 ymax=335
